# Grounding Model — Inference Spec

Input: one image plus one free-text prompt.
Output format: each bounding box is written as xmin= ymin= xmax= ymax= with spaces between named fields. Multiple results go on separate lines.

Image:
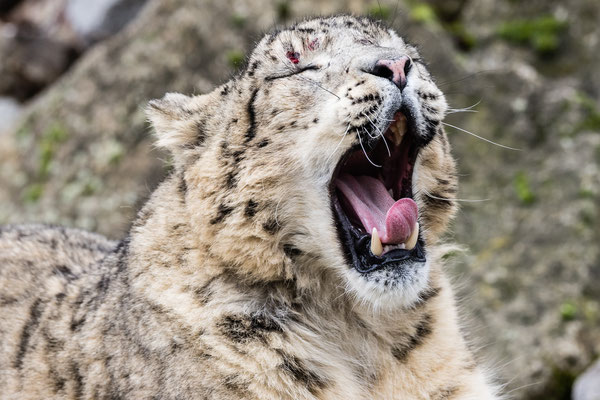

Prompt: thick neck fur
xmin=124 ymin=172 xmax=487 ymax=399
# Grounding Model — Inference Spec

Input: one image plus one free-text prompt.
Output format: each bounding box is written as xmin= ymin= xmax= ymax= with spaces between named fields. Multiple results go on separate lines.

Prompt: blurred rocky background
xmin=0 ymin=0 xmax=598 ymax=398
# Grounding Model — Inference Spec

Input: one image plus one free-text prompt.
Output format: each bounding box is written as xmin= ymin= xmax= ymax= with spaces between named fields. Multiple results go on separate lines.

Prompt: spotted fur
xmin=0 ymin=16 xmax=499 ymax=399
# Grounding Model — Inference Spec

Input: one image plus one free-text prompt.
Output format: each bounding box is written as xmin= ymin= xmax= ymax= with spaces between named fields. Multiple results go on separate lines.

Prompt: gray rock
xmin=0 ymin=97 xmax=22 ymax=134
xmin=0 ymin=0 xmax=21 ymax=14
xmin=0 ymin=22 xmax=78 ymax=101
xmin=574 ymin=360 xmax=600 ymax=400
xmin=66 ymin=0 xmax=148 ymax=44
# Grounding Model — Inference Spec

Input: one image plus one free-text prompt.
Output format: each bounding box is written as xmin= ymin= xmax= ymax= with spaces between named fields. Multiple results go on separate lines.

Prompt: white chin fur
xmin=344 ymin=259 xmax=431 ymax=312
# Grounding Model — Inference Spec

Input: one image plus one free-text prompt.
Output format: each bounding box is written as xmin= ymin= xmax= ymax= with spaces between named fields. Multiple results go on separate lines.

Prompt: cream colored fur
xmin=0 ymin=16 xmax=499 ymax=399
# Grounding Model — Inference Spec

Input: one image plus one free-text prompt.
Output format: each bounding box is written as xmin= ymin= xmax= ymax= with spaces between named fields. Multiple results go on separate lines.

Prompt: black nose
xmin=369 ymin=56 xmax=412 ymax=91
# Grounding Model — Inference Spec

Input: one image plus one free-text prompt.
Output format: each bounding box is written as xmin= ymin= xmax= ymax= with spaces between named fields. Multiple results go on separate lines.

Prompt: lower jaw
xmin=332 ymin=194 xmax=426 ymax=275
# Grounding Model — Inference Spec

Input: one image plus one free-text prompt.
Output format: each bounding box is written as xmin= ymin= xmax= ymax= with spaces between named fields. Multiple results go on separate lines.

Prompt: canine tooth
xmin=398 ymin=114 xmax=407 ymax=135
xmin=390 ymin=115 xmax=407 ymax=146
xmin=371 ymin=228 xmax=383 ymax=256
xmin=404 ymin=222 xmax=419 ymax=251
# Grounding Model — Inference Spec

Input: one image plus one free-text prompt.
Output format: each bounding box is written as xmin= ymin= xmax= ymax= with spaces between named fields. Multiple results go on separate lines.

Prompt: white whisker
xmin=443 ymin=122 xmax=521 ymax=151
xmin=364 ymin=113 xmax=391 ymax=157
xmin=448 ymin=99 xmax=482 ymax=112
xmin=363 ymin=123 xmax=379 ymax=139
xmin=502 ymin=381 xmax=543 ymax=396
xmin=419 ymin=188 xmax=490 ymax=203
xmin=295 ymin=75 xmax=341 ymax=100
xmin=446 ymin=109 xmax=478 ymax=114
xmin=358 ymin=130 xmax=381 ymax=168
xmin=326 ymin=122 xmax=351 ymax=163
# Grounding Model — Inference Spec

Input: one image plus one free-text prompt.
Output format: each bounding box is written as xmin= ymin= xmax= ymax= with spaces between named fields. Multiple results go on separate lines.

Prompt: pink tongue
xmin=335 ymin=174 xmax=418 ymax=244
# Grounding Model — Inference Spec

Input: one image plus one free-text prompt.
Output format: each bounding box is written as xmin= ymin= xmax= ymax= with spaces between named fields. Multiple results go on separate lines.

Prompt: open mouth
xmin=330 ymin=111 xmax=425 ymax=274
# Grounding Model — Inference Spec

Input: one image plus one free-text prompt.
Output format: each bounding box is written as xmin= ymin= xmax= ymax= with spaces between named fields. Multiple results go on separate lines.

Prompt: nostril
xmin=371 ymin=64 xmax=394 ymax=82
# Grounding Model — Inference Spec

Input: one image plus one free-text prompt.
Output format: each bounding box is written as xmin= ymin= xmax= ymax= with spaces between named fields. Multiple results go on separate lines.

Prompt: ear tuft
xmin=146 ymin=92 xmax=200 ymax=151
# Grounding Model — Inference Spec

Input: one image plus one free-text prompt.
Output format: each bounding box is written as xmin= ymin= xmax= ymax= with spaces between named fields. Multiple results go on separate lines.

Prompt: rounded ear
xmin=146 ymin=92 xmax=207 ymax=152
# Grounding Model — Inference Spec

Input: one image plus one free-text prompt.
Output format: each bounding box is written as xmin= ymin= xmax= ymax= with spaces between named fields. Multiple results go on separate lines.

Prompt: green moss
xmin=497 ymin=15 xmax=567 ymax=55
xmin=409 ymin=3 xmax=437 ymax=25
xmin=226 ymin=50 xmax=245 ymax=70
xmin=573 ymin=92 xmax=600 ymax=134
xmin=45 ymin=122 xmax=68 ymax=143
xmin=579 ymin=208 xmax=596 ymax=228
xmin=15 ymin=123 xmax=32 ymax=139
xmin=23 ymin=183 xmax=44 ymax=203
xmin=446 ymin=21 xmax=477 ymax=51
xmin=578 ymin=188 xmax=595 ymax=199
xmin=275 ymin=0 xmax=291 ymax=21
xmin=495 ymin=278 xmax=519 ymax=302
xmin=106 ymin=140 xmax=125 ymax=166
xmin=513 ymin=171 xmax=536 ymax=205
xmin=582 ymin=300 xmax=599 ymax=324
xmin=560 ymin=301 xmax=578 ymax=321
xmin=529 ymin=365 xmax=577 ymax=400
xmin=230 ymin=14 xmax=247 ymax=29
xmin=367 ymin=3 xmax=392 ymax=20
xmin=81 ymin=181 xmax=98 ymax=196
xmin=108 ymin=151 xmax=123 ymax=166
xmin=532 ymin=32 xmax=559 ymax=54
xmin=38 ymin=123 xmax=68 ymax=179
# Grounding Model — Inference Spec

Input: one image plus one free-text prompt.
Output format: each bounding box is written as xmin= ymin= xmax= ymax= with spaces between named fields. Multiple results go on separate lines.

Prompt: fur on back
xmin=0 ymin=16 xmax=499 ymax=399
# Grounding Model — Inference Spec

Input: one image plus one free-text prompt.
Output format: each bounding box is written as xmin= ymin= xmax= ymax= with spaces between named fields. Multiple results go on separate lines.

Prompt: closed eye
xmin=265 ymin=64 xmax=320 ymax=81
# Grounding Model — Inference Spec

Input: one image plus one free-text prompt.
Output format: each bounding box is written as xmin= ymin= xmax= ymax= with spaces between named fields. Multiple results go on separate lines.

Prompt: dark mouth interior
xmin=330 ymin=113 xmax=426 ymax=274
